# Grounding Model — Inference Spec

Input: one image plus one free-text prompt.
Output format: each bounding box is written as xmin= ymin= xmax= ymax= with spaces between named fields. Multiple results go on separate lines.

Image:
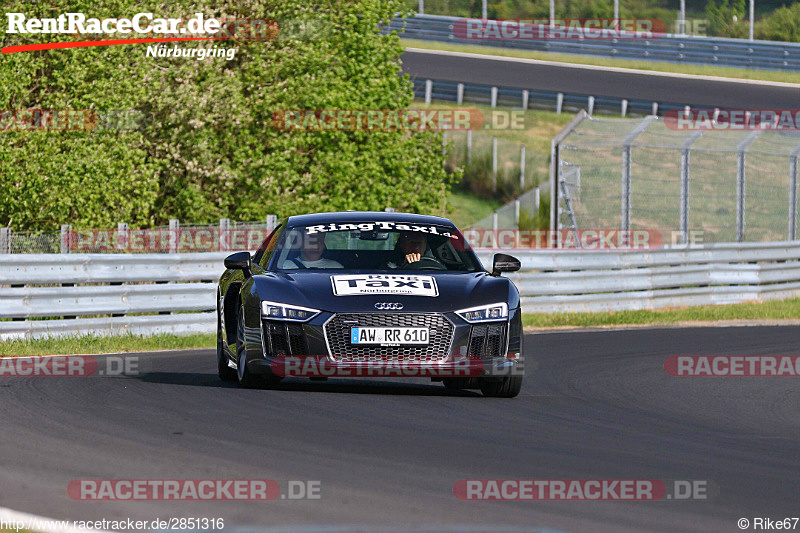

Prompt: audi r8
xmin=216 ymin=211 xmax=523 ymax=397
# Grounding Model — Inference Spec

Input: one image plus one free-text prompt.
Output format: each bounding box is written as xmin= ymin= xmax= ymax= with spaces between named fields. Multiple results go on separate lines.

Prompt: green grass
xmin=523 ymin=298 xmax=800 ymax=328
xmin=0 ymin=332 xmax=216 ymax=357
xmin=446 ymin=189 xmax=503 ymax=227
xmin=402 ymin=38 xmax=800 ymax=85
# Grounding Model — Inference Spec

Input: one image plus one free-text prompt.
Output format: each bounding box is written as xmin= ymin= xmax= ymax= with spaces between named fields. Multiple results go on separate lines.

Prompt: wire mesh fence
xmin=555 ymin=114 xmax=800 ymax=244
xmin=466 ymin=187 xmax=542 ymax=232
xmin=445 ymin=129 xmax=544 ymax=202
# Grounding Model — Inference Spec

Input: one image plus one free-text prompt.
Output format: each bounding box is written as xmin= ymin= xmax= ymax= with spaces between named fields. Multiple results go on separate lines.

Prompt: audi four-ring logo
xmin=374 ymin=302 xmax=403 ymax=310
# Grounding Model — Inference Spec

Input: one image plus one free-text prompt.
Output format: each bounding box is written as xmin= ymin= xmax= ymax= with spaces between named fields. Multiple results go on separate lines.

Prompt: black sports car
xmin=217 ymin=211 xmax=524 ymax=397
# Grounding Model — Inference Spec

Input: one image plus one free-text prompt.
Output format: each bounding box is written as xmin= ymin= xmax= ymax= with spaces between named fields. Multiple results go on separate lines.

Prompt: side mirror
xmin=224 ymin=251 xmax=252 ymax=277
xmin=491 ymin=253 xmax=521 ymax=276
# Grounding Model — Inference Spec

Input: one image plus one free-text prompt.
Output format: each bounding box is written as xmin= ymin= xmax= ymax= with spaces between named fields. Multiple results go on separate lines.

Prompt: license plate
xmin=350 ymin=327 xmax=429 ymax=345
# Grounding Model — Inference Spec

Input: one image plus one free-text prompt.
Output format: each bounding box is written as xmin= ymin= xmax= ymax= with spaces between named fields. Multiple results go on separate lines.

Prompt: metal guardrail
xmin=488 ymin=241 xmax=800 ymax=313
xmin=389 ymin=14 xmax=800 ymax=71
xmin=413 ymin=78 xmax=685 ymax=117
xmin=0 ymin=253 xmax=227 ymax=340
xmin=2 ymin=244 xmax=800 ymax=339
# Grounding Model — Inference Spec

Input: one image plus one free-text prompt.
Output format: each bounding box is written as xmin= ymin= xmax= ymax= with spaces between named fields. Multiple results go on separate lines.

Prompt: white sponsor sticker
xmin=331 ymin=274 xmax=438 ymax=297
xmin=305 ymin=222 xmax=457 ymax=239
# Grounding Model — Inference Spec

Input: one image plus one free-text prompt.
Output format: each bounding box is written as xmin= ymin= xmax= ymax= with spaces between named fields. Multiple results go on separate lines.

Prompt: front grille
xmin=262 ymin=321 xmax=307 ymax=356
xmin=324 ymin=313 xmax=454 ymax=363
xmin=467 ymin=323 xmax=507 ymax=358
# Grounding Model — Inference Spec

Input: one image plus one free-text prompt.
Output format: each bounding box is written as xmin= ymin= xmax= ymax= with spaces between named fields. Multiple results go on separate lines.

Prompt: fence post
xmin=790 ymin=146 xmax=800 ymax=240
xmin=266 ymin=214 xmax=277 ymax=232
xmin=169 ymin=218 xmax=179 ymax=253
xmin=556 ymin=93 xmax=563 ymax=114
xmin=651 ymin=102 xmax=658 ymax=116
xmin=457 ymin=83 xmax=464 ymax=105
xmin=219 ymin=218 xmax=230 ymax=252
xmin=492 ymin=212 xmax=498 ymax=249
xmin=522 ymin=89 xmax=529 ymax=110
xmin=0 ymin=227 xmax=10 ymax=254
xmin=116 ymin=222 xmax=128 ymax=251
xmin=621 ymin=99 xmax=628 ymax=117
xmin=490 ymin=86 xmax=497 ymax=108
xmin=534 ymin=187 xmax=540 ymax=213
xmin=442 ymin=130 xmax=447 ymax=158
xmin=679 ymin=131 xmax=703 ymax=244
xmin=418 ymin=0 xmax=424 ymax=15
xmin=736 ymin=131 xmax=761 ymax=242
xmin=515 ymin=199 xmax=520 ymax=226
xmin=549 ymin=110 xmax=589 ymax=242
xmin=587 ymin=96 xmax=595 ymax=115
xmin=519 ymin=145 xmax=526 ymax=190
xmin=492 ymin=136 xmax=498 ymax=191
xmin=60 ymin=224 xmax=71 ymax=254
xmin=424 ymin=79 xmax=432 ymax=104
xmin=621 ymin=117 xmax=657 ymax=238
xmin=467 ymin=130 xmax=472 ymax=164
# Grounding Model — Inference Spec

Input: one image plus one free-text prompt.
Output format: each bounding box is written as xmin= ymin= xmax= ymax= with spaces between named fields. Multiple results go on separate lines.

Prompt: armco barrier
xmin=2 ymin=243 xmax=800 ymax=339
xmin=389 ymin=14 xmax=800 ymax=72
xmin=0 ymin=253 xmax=227 ymax=340
xmin=497 ymin=242 xmax=800 ymax=313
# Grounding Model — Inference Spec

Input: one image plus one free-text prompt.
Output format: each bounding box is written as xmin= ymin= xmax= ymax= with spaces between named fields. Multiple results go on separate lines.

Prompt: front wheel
xmin=217 ymin=307 xmax=237 ymax=382
xmin=480 ymin=375 xmax=523 ymax=398
xmin=236 ymin=306 xmax=263 ymax=389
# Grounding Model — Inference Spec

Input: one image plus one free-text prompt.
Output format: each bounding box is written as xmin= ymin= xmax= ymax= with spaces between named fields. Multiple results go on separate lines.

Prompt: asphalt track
xmin=1 ymin=326 xmax=799 ymax=532
xmin=401 ymin=49 xmax=800 ymax=109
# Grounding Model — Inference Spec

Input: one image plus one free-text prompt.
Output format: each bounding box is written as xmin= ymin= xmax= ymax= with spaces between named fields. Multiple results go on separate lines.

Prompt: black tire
xmin=217 ymin=305 xmax=237 ymax=382
xmin=480 ymin=375 xmax=523 ymax=398
xmin=236 ymin=306 xmax=263 ymax=389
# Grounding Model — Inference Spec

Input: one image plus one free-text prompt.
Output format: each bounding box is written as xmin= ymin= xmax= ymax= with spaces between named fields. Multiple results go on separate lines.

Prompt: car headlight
xmin=261 ymin=301 xmax=321 ymax=322
xmin=455 ymin=302 xmax=509 ymax=323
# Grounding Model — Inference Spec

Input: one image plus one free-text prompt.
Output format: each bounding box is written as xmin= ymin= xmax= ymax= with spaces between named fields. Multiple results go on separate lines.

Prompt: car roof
xmin=285 ymin=211 xmax=457 ymax=227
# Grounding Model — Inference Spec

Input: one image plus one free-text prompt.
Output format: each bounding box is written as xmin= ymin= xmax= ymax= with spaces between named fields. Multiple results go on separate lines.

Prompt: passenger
xmin=284 ymin=232 xmax=343 ymax=269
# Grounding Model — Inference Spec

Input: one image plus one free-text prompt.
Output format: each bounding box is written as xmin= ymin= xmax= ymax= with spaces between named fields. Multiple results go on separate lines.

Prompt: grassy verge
xmin=446 ymin=190 xmax=503 ymax=228
xmin=402 ymin=38 xmax=800 ymax=85
xmin=0 ymin=333 xmax=216 ymax=357
xmin=523 ymin=299 xmax=800 ymax=329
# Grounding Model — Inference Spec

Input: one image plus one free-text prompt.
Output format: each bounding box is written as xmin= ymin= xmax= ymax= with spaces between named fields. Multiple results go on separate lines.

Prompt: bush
xmin=705 ymin=0 xmax=749 ymax=39
xmin=456 ymin=152 xmax=519 ymax=202
xmin=518 ymin=192 xmax=550 ymax=231
xmin=755 ymin=3 xmax=800 ymax=42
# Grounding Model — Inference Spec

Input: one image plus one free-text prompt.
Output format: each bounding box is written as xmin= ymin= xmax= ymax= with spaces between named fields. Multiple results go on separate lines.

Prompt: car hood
xmin=252 ymin=271 xmax=517 ymax=313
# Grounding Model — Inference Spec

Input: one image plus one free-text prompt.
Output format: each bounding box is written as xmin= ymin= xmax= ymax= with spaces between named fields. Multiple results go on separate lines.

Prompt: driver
xmin=384 ymin=231 xmax=444 ymax=269
xmin=283 ymin=232 xmax=343 ymax=269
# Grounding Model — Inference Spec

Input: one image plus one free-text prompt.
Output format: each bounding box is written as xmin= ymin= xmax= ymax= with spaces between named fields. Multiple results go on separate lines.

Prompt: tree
xmin=0 ymin=0 xmax=455 ymax=230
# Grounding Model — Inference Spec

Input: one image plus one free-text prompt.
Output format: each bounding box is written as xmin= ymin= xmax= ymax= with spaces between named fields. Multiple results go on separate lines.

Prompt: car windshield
xmin=271 ymin=221 xmax=482 ymax=272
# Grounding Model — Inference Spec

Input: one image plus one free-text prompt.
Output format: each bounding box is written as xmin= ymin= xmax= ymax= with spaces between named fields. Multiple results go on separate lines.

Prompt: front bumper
xmin=250 ymin=308 xmax=523 ymax=378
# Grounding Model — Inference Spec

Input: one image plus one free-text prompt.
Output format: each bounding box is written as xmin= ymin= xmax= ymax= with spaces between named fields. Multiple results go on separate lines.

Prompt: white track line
xmin=0 ymin=506 xmax=110 ymax=533
xmin=405 ymin=47 xmax=800 ymax=88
